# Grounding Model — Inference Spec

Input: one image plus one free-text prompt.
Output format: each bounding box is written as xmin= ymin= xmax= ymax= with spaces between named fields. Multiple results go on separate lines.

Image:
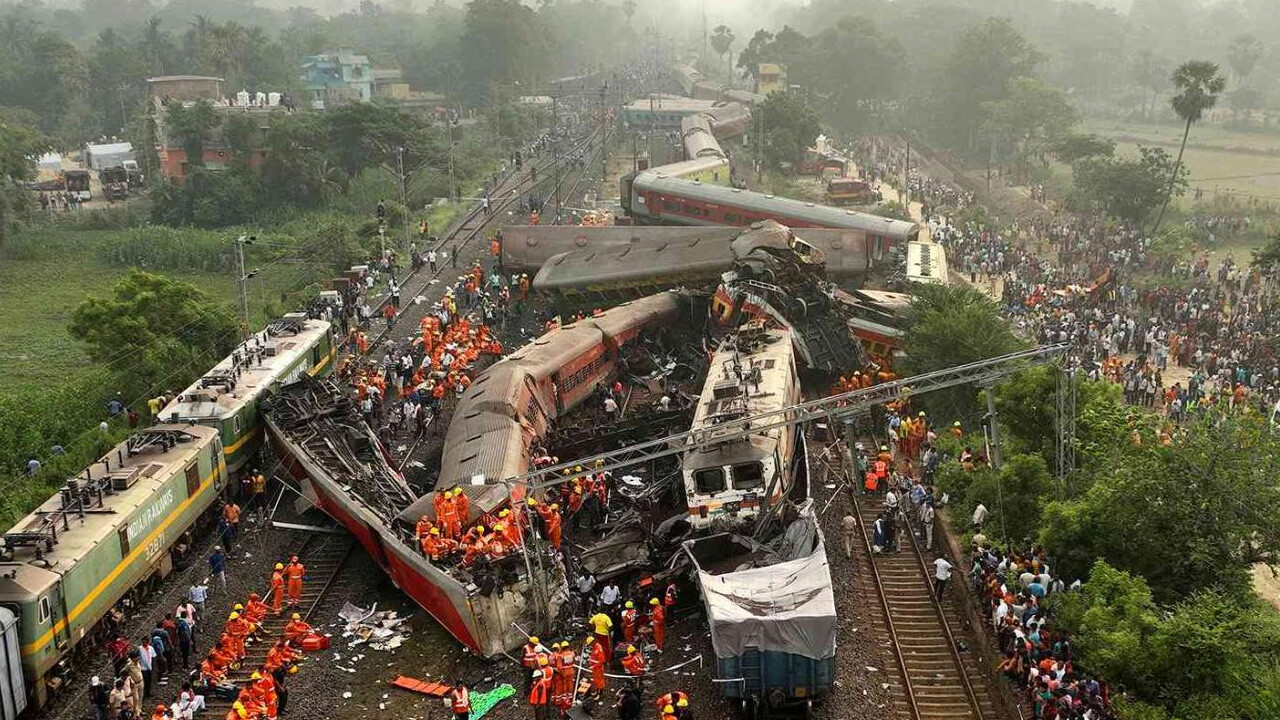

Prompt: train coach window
xmin=118 ymin=526 xmax=131 ymax=557
xmin=38 ymin=597 xmax=50 ymax=624
xmin=662 ymin=201 xmax=679 ymax=212
xmin=694 ymin=467 xmax=726 ymax=494
xmin=732 ymin=462 xmax=765 ymax=490
xmin=724 ymin=213 xmax=740 ymax=223
xmin=682 ymin=205 xmax=701 ymax=216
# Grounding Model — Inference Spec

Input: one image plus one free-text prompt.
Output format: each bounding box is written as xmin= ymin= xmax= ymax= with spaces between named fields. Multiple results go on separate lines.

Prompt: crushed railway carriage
xmin=622 ymin=171 xmax=920 ymax=254
xmin=262 ymin=378 xmax=567 ymax=659
xmin=502 ymin=224 xmax=881 ymax=279
xmin=430 ymin=291 xmax=685 ymax=493
xmin=159 ymin=315 xmax=336 ymax=474
xmin=673 ymin=64 xmax=764 ymax=107
xmin=0 ymin=426 xmax=225 ymax=709
xmin=531 ymin=221 xmax=854 ymax=305
xmin=684 ymin=501 xmax=835 ymax=716
xmin=683 ymin=327 xmax=801 ymax=531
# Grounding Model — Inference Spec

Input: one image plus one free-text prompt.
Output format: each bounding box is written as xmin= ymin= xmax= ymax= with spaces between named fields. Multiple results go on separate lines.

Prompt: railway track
xmin=204 ymin=533 xmax=355 ymax=712
xmin=852 ymin=493 xmax=999 ymax=720
xmin=367 ymin=127 xmax=603 ymax=350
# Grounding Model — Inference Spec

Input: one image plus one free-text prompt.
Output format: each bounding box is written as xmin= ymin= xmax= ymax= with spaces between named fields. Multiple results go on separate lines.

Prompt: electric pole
xmin=552 ymin=93 xmax=561 ymax=221
xmin=397 ymin=146 xmax=410 ymax=259
xmin=234 ymin=235 xmax=256 ymax=342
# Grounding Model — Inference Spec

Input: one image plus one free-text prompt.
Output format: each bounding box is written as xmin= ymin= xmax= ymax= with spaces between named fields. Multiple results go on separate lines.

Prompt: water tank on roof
xmin=268 ymin=92 xmax=281 ymax=107
xmin=236 ymin=90 xmax=250 ymax=106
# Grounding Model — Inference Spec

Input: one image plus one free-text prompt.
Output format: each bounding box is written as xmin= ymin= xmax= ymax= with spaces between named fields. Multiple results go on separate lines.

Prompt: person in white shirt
xmin=933 ymin=556 xmax=953 ymax=599
xmin=972 ymin=503 xmax=988 ymax=530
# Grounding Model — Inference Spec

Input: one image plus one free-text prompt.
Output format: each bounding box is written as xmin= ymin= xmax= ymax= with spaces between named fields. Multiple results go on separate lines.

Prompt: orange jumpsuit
xmin=621 ymin=609 xmax=637 ymax=643
xmin=255 ymin=675 xmax=279 ymax=719
xmin=438 ymin=498 xmax=458 ymax=541
xmin=650 ymin=605 xmax=666 ymax=649
xmin=284 ymin=619 xmax=314 ymax=644
xmin=225 ymin=618 xmax=250 ymax=658
xmin=269 ymin=571 xmax=285 ymax=615
xmin=286 ymin=562 xmax=305 ymax=605
xmin=588 ymin=641 xmax=607 ymax=692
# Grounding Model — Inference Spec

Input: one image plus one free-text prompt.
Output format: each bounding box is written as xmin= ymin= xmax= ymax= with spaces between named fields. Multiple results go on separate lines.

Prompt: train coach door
xmin=363 ymin=522 xmax=391 ymax=572
xmin=48 ymin=582 xmax=72 ymax=654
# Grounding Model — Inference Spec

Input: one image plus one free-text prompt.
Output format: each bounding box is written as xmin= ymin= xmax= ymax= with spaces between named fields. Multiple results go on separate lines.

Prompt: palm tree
xmin=709 ymin=25 xmax=735 ymax=81
xmin=1150 ymin=60 xmax=1225 ymax=235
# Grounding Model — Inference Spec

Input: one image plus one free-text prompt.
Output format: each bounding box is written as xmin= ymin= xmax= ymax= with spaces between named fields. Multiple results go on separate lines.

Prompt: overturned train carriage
xmin=263 ymin=379 xmax=563 ymax=658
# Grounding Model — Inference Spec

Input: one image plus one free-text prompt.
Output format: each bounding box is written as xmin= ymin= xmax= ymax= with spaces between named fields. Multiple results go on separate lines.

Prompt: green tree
xmin=223 ymin=114 xmax=259 ymax=171
xmin=1131 ymin=50 xmax=1169 ymax=121
xmin=1150 ymin=60 xmax=1225 ymax=234
xmin=901 ymin=283 xmax=1025 ymax=421
xmin=260 ymin=112 xmax=333 ymax=208
xmin=68 ymin=269 xmax=239 ymax=396
xmin=1226 ymin=34 xmax=1264 ymax=87
xmin=789 ymin=18 xmax=906 ymax=135
xmin=0 ymin=113 xmax=50 ymax=248
xmin=1050 ymin=133 xmax=1115 ymax=164
xmin=933 ymin=17 xmax=1044 ymax=153
xmin=709 ymin=24 xmax=735 ymax=80
xmin=736 ymin=29 xmax=774 ymax=80
xmin=1041 ymin=415 xmax=1280 ymax=599
xmin=165 ymin=99 xmax=221 ymax=169
xmin=1250 ymin=232 xmax=1280 ymax=274
xmin=1071 ymin=146 xmax=1186 ymax=225
xmin=758 ymin=88 xmax=820 ymax=170
xmin=981 ymin=76 xmax=1078 ymax=178
xmin=460 ymin=0 xmax=550 ymax=103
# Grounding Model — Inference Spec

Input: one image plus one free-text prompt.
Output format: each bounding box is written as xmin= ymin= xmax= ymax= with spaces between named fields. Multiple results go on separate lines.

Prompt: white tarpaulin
xmin=688 ymin=509 xmax=837 ymax=661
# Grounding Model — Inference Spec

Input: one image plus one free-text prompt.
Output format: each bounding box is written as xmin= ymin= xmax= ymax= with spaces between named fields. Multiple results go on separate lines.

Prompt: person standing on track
xmin=285 ymin=556 xmax=305 ymax=608
xmin=270 ymin=563 xmax=285 ymax=616
xmin=428 ymin=248 xmax=437 ymax=272
xmin=933 ymin=554 xmax=953 ymax=598
xmin=841 ymin=514 xmax=857 ymax=558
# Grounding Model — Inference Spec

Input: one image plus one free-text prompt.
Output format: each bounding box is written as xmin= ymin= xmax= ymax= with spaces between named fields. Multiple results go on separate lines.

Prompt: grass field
xmin=1084 ymin=119 xmax=1280 ymax=201
xmin=0 ymin=229 xmax=311 ymax=396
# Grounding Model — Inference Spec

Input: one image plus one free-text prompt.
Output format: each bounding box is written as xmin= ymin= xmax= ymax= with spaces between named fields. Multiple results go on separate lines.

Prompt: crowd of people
xmin=933 ymin=209 xmax=1280 ymax=425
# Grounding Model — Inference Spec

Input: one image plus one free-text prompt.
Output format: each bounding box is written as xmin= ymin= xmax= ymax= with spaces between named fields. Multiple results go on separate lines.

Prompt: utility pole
xmin=234 ymin=235 xmax=256 ymax=342
xmin=552 ymin=93 xmax=561 ymax=220
xmin=396 ymin=146 xmax=410 ymax=259
xmin=600 ymin=82 xmax=609 ymax=184
xmin=446 ymin=111 xmax=456 ymax=203
xmin=902 ymin=138 xmax=911 ymax=210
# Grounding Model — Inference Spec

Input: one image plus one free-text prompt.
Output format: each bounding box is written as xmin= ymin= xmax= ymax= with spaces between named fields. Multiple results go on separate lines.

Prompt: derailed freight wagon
xmin=684 ymin=502 xmax=835 ymax=718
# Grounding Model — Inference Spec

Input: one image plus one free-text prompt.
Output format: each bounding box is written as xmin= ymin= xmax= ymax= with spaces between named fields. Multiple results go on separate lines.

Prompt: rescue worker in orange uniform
xmin=449 ymin=681 xmax=471 ymax=720
xmin=620 ymin=645 xmax=647 ymax=686
xmin=438 ymin=490 xmax=459 ymax=540
xmin=528 ymin=665 xmax=552 ymax=720
xmin=264 ymin=640 xmax=299 ymax=674
xmin=224 ymin=612 xmax=250 ymax=660
xmin=584 ymin=636 xmax=606 ymax=695
xmin=620 ymin=601 xmax=638 ymax=643
xmin=950 ymin=420 xmax=964 ymax=439
xmin=542 ymin=503 xmax=562 ymax=550
xmin=235 ymin=686 xmax=267 ymax=720
xmin=284 ymin=614 xmax=314 ymax=644
xmin=648 ymin=598 xmax=666 ymax=650
xmin=225 ymin=700 xmax=248 ymax=720
xmin=415 ymin=515 xmax=435 ymax=540
xmin=520 ymin=636 xmax=549 ymax=695
xmin=552 ymin=641 xmax=576 ymax=713
xmin=269 ymin=564 xmax=285 ymax=616
xmin=654 ymin=691 xmax=689 ymax=713
xmin=244 ymin=593 xmax=268 ymax=625
xmin=285 ymin=556 xmax=305 ymax=608
xmin=254 ymin=671 xmax=279 ymax=720
xmin=453 ymin=488 xmax=471 ymax=527
xmin=421 ymin=527 xmax=459 ymax=561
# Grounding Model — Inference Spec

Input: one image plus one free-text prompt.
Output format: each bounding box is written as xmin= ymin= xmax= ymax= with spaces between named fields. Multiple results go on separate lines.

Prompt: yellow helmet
xmin=649 ymin=598 xmax=659 ymax=605
xmin=625 ymin=601 xmax=634 ymax=609
xmin=626 ymin=645 xmax=636 ymax=653
xmin=918 ymin=411 xmax=926 ymax=417
xmin=291 ymin=613 xmax=300 ymax=620
xmin=229 ymin=612 xmax=240 ymax=620
xmin=594 ymin=459 xmax=604 ymax=468
xmin=288 ymin=665 xmax=299 ymax=675
xmin=251 ymin=671 xmax=261 ymax=680
xmin=549 ymin=503 xmax=559 ymax=510
xmin=527 ymin=498 xmax=538 ymax=506
xmin=529 ymin=636 xmax=539 ymax=644
xmin=677 ymin=698 xmax=689 ymax=707
xmin=664 ymin=706 xmax=675 ymax=714
xmin=584 ymin=636 xmax=595 ymax=644
xmin=499 ymin=509 xmax=510 ymax=518
xmin=953 ymin=421 xmax=961 ymax=427
xmin=233 ymin=603 xmax=244 ymax=611
xmin=538 ymin=656 xmax=549 ymax=666
xmin=429 ymin=527 xmax=440 ymax=535
xmin=575 ymin=465 xmax=583 ymax=472
xmin=275 ymin=563 xmax=284 ymax=570
xmin=476 ymin=525 xmax=485 ymax=534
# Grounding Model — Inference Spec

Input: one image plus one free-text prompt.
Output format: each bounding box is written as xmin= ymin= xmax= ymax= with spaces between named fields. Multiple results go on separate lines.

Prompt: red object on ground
xmin=391 ymin=676 xmax=452 ymax=697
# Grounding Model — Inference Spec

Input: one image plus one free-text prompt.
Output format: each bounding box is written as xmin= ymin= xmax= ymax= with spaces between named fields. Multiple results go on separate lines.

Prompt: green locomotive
xmin=0 ymin=426 xmax=225 ymax=708
xmin=160 ymin=315 xmax=337 ymax=474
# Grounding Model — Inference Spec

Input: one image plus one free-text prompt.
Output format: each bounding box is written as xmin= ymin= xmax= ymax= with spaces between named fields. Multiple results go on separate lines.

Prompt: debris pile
xmin=337 ymin=601 xmax=412 ymax=651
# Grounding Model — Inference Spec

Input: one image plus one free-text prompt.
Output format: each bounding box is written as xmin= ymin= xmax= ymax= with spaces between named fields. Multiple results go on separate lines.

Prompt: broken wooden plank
xmin=390 ymin=676 xmax=450 ymax=697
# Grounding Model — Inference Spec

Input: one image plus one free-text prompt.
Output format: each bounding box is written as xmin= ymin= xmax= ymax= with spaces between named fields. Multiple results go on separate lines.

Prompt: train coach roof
xmin=162 ymin=316 xmax=331 ymax=423
xmin=0 ymin=425 xmax=220 ymax=598
xmin=634 ymin=172 xmax=920 ymax=238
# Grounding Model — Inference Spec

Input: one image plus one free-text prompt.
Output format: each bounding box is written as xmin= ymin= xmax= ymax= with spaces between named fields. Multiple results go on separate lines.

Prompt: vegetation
xmin=1070 ymin=146 xmax=1188 ymax=225
xmin=1150 ymin=61 xmax=1227 ymax=234
xmin=757 ymin=89 xmax=822 ymax=171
